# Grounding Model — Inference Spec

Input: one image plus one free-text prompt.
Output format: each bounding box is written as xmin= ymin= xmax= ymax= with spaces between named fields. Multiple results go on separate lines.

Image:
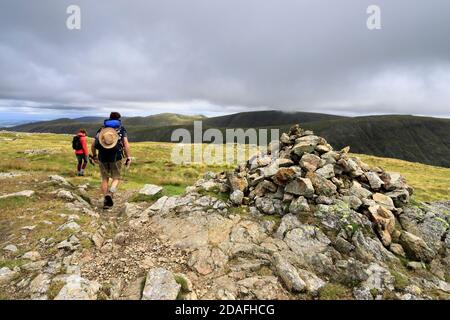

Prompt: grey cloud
xmin=0 ymin=0 xmax=449 ymax=119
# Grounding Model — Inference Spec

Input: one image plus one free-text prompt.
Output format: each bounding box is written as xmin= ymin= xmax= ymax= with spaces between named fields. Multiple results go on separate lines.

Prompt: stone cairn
xmin=221 ymin=124 xmax=413 ymax=250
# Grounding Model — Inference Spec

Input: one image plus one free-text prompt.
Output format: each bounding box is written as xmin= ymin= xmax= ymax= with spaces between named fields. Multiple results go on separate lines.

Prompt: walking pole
xmin=88 ymin=154 xmax=96 ymax=166
xmin=122 ymin=158 xmax=131 ymax=183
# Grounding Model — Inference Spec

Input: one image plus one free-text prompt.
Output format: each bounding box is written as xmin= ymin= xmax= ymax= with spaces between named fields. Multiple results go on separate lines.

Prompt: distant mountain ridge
xmin=0 ymin=120 xmax=31 ymax=127
xmin=4 ymin=110 xmax=450 ymax=167
xmin=202 ymin=110 xmax=346 ymax=127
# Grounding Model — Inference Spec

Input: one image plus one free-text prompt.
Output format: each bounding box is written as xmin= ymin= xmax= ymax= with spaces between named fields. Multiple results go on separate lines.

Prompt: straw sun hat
xmin=98 ymin=128 xmax=119 ymax=149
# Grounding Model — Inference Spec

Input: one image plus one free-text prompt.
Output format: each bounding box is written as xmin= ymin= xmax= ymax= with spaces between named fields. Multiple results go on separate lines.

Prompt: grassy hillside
xmin=0 ymin=131 xmax=448 ymax=202
xmin=5 ymin=111 xmax=449 ymax=167
xmin=130 ymin=115 xmax=450 ymax=168
xmin=351 ymin=153 xmax=450 ymax=202
xmin=8 ymin=113 xmax=206 ymax=137
xmin=202 ymin=110 xmax=345 ymax=127
xmin=291 ymin=115 xmax=450 ymax=168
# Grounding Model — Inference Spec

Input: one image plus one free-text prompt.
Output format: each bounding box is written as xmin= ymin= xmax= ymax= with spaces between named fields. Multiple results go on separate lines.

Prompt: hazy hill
xmin=8 ymin=113 xmax=206 ymax=135
xmin=127 ymin=114 xmax=450 ymax=168
xmin=289 ymin=115 xmax=450 ymax=168
xmin=4 ymin=111 xmax=450 ymax=167
xmin=202 ymin=110 xmax=346 ymax=127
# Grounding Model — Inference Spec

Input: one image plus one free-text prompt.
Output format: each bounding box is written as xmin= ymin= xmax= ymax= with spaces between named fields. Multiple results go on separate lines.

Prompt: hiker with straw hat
xmin=91 ymin=112 xmax=132 ymax=209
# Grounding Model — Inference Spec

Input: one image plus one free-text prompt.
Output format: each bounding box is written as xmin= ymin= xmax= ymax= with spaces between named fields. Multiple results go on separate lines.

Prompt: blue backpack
xmin=104 ymin=119 xmax=122 ymax=129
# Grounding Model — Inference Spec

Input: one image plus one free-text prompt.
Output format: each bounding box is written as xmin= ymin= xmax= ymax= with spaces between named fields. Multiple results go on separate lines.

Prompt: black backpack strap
xmin=94 ymin=127 xmax=104 ymax=149
xmin=116 ymin=126 xmax=125 ymax=156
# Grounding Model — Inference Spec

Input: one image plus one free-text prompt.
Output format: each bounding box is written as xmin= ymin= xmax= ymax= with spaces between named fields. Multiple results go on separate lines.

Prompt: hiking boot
xmin=103 ymin=195 xmax=114 ymax=209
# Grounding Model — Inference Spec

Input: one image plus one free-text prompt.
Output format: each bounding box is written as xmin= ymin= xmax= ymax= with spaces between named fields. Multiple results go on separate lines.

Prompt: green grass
xmin=174 ymin=274 xmax=190 ymax=294
xmin=261 ymin=214 xmax=282 ymax=224
xmin=0 ymin=293 xmax=9 ymax=300
xmin=0 ymin=258 xmax=26 ymax=269
xmin=370 ymin=288 xmax=379 ymax=298
xmin=391 ymin=270 xmax=410 ymax=291
xmin=0 ymin=132 xmax=448 ymax=204
xmin=47 ymin=280 xmax=65 ymax=300
xmin=228 ymin=206 xmax=249 ymax=215
xmin=163 ymin=184 xmax=187 ymax=196
xmin=0 ymin=196 xmax=36 ymax=210
xmin=318 ymin=283 xmax=352 ymax=300
xmin=0 ymin=185 xmax=97 ymax=256
xmin=197 ymin=189 xmax=229 ymax=202
xmin=80 ymin=238 xmax=94 ymax=250
xmin=353 ymin=153 xmax=450 ymax=202
xmin=139 ymin=277 xmax=146 ymax=299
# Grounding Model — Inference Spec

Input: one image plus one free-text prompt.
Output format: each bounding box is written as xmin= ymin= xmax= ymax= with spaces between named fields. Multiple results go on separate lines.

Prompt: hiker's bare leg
xmin=110 ymin=179 xmax=120 ymax=193
xmin=101 ymin=178 xmax=109 ymax=196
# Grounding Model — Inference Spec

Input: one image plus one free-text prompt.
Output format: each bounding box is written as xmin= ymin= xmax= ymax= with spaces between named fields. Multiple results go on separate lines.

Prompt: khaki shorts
xmin=99 ymin=160 xmax=122 ymax=180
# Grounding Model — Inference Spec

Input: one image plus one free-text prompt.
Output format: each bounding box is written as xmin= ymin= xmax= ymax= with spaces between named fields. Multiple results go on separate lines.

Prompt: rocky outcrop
xmin=399 ymin=231 xmax=435 ymax=263
xmin=167 ymin=124 xmax=448 ymax=300
xmin=0 ymin=190 xmax=35 ymax=199
xmin=54 ymin=275 xmax=100 ymax=300
xmin=0 ymin=267 xmax=18 ymax=285
xmin=139 ymin=184 xmax=163 ymax=196
xmin=141 ymin=268 xmax=181 ymax=300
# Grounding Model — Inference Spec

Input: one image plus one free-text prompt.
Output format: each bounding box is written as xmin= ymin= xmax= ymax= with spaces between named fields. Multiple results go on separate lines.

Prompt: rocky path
xmin=1 ymin=174 xmax=293 ymax=300
xmin=1 ymin=171 xmax=450 ymax=301
xmin=0 ymin=174 xmax=194 ymax=300
xmin=80 ymin=191 xmax=192 ymax=299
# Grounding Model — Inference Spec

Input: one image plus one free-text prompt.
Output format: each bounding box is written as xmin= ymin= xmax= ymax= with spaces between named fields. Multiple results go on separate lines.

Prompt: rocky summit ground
xmin=0 ymin=126 xmax=449 ymax=300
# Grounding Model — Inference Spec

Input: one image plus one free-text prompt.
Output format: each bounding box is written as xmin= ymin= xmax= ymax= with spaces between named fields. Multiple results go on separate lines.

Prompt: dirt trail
xmin=0 ymin=174 xmax=192 ymax=300
xmin=79 ymin=189 xmax=191 ymax=299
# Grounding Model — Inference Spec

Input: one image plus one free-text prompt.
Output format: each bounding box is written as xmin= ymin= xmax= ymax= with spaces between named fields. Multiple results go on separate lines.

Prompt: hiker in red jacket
xmin=73 ymin=129 xmax=89 ymax=176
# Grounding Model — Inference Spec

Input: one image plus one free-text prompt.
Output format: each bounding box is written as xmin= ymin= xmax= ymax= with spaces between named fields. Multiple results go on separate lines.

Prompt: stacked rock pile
xmin=225 ymin=124 xmax=413 ymax=249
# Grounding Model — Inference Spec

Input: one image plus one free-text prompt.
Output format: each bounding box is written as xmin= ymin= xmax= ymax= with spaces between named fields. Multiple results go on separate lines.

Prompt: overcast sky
xmin=0 ymin=0 xmax=450 ymax=122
